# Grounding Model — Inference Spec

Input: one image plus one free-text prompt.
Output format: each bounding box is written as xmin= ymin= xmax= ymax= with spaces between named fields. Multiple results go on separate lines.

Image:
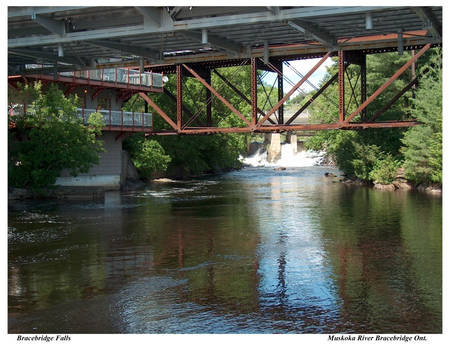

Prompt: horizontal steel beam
xmin=94 ymin=30 xmax=431 ymax=71
xmin=88 ymin=40 xmax=161 ymax=61
xmin=8 ymin=6 xmax=89 ymax=18
xmin=32 ymin=14 xmax=66 ymax=36
xmin=9 ymin=48 xmax=83 ymax=66
xmin=344 ymin=43 xmax=431 ymax=123
xmin=8 ymin=6 xmax=394 ymax=48
xmin=182 ymin=31 xmax=243 ymax=55
xmin=287 ymin=20 xmax=337 ymax=48
xmin=135 ymin=7 xmax=162 ymax=28
xmin=143 ymin=120 xmax=420 ymax=135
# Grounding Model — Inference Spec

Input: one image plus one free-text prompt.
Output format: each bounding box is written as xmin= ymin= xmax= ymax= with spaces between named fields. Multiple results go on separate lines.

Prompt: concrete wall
xmin=56 ymin=131 xmax=124 ymax=189
xmin=267 ymin=133 xmax=281 ymax=163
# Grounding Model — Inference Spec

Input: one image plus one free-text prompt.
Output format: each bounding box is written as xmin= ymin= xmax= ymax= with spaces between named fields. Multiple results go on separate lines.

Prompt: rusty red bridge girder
xmin=134 ymin=41 xmax=431 ymax=135
xmin=8 ymin=33 xmax=436 ymax=135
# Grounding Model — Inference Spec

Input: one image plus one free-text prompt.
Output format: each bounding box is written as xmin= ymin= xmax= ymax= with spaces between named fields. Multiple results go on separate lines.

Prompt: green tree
xmin=8 ymin=82 xmax=104 ymax=189
xmin=401 ymin=50 xmax=442 ymax=184
xmin=122 ymin=65 xmax=253 ymax=177
xmin=123 ymin=134 xmax=171 ymax=178
xmin=369 ymin=154 xmax=401 ymax=184
xmin=305 ymin=50 xmax=437 ymax=182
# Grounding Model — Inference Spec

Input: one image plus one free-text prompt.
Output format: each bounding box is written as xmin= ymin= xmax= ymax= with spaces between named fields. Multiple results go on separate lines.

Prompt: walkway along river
xmin=8 ymin=155 xmax=442 ymax=333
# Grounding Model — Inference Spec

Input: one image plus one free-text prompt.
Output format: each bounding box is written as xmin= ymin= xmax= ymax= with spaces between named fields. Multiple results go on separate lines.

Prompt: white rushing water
xmin=240 ymin=143 xmax=325 ymax=168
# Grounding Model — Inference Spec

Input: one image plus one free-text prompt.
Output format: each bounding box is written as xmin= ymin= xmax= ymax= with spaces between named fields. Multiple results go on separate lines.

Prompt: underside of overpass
xmin=8 ymin=6 xmax=442 ymax=135
xmin=7 ymin=6 xmax=442 ymax=187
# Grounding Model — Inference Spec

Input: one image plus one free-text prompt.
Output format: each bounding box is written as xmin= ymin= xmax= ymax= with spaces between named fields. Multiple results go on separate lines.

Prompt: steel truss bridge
xmin=8 ymin=6 xmax=442 ymax=135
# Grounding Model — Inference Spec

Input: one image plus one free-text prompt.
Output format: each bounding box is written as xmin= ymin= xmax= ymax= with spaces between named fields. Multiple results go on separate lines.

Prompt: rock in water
xmin=274 ymin=167 xmax=286 ymax=171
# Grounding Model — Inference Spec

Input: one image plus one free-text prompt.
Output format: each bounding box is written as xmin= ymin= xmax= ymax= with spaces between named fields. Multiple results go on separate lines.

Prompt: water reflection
xmin=8 ymin=167 xmax=441 ymax=333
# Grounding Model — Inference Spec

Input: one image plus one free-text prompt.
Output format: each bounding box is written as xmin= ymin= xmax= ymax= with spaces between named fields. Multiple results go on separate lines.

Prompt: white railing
xmin=77 ymin=108 xmax=152 ymax=128
xmin=59 ymin=68 xmax=164 ymax=88
xmin=8 ymin=105 xmax=153 ymax=129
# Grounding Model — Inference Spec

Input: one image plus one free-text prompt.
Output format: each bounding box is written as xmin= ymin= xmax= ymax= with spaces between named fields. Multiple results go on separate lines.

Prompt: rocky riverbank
xmin=327 ymin=167 xmax=442 ymax=196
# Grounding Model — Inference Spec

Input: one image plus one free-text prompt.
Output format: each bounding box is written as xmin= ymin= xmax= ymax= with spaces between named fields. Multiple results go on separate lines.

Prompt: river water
xmin=8 ymin=153 xmax=442 ymax=334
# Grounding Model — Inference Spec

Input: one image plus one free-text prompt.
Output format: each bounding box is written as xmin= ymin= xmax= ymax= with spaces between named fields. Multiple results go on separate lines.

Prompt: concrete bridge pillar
xmin=55 ymin=131 xmax=125 ymax=190
xmin=267 ymin=133 xmax=281 ymax=163
xmin=298 ymin=140 xmax=305 ymax=152
xmin=289 ymin=133 xmax=298 ymax=154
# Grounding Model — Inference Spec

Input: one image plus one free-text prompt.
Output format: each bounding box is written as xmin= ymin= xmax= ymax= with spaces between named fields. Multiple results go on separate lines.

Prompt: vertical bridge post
xmin=251 ymin=57 xmax=257 ymax=127
xmin=205 ymin=68 xmax=212 ymax=126
xmin=360 ymin=53 xmax=367 ymax=121
xmin=176 ymin=65 xmax=182 ymax=130
xmin=338 ymin=50 xmax=345 ymax=122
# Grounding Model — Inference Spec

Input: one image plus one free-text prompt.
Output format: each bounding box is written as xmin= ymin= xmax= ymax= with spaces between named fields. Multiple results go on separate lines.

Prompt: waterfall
xmin=240 ymin=143 xmax=325 ymax=167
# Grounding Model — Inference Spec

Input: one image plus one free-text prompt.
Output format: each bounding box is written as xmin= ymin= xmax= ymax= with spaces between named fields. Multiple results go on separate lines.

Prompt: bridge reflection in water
xmin=7 ymin=168 xmax=442 ymax=333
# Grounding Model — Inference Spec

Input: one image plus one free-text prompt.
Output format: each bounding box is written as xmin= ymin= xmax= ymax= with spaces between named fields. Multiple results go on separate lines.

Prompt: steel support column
xmin=338 ymin=50 xmax=345 ymax=122
xmin=213 ymin=67 xmax=268 ymax=122
xmin=205 ymin=69 xmax=212 ymax=127
xmin=251 ymin=58 xmax=257 ymax=126
xmin=274 ymin=61 xmax=284 ymax=124
xmin=182 ymin=64 xmax=251 ymax=127
xmin=163 ymin=87 xmax=201 ymax=126
xmin=360 ymin=53 xmax=367 ymax=121
xmin=176 ymin=65 xmax=182 ymax=130
xmin=345 ymin=43 xmax=431 ymax=123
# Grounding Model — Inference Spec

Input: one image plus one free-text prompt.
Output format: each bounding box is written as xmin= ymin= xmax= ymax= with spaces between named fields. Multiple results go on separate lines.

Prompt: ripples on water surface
xmin=8 ymin=167 xmax=442 ymax=333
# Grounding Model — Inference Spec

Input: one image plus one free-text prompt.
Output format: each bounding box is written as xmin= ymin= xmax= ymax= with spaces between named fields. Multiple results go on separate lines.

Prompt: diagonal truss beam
xmin=368 ymin=76 xmax=419 ymax=122
xmin=285 ymin=70 xmax=340 ymax=125
xmin=182 ymin=64 xmax=251 ymax=127
xmin=212 ymin=69 xmax=268 ymax=119
xmin=138 ymin=92 xmax=178 ymax=131
xmin=287 ymin=20 xmax=337 ymax=48
xmin=163 ymin=87 xmax=202 ymax=126
xmin=344 ymin=43 xmax=431 ymax=123
xmin=256 ymin=51 xmax=332 ymax=127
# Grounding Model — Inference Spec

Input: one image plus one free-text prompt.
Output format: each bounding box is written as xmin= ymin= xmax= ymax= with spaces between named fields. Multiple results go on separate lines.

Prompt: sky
xmin=262 ymin=57 xmax=335 ymax=98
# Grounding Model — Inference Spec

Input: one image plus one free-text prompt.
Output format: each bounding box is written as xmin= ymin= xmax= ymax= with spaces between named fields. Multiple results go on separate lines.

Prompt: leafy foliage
xmin=122 ymin=65 xmax=254 ymax=178
xmin=305 ymin=49 xmax=442 ymax=185
xmin=401 ymin=50 xmax=442 ymax=184
xmin=369 ymin=154 xmax=401 ymax=184
xmin=124 ymin=134 xmax=171 ymax=178
xmin=8 ymin=82 xmax=104 ymax=189
xmin=351 ymin=143 xmax=381 ymax=181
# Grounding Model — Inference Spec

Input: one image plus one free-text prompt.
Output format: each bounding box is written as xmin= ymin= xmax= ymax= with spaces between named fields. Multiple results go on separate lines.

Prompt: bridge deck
xmin=11 ymin=67 xmax=164 ymax=93
xmin=8 ymin=6 xmax=441 ymax=136
xmin=8 ymin=107 xmax=154 ymax=133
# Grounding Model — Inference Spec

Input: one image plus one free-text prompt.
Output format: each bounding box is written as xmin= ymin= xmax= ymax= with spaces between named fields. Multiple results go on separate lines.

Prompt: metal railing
xmin=59 ymin=68 xmax=164 ymax=88
xmin=8 ymin=105 xmax=153 ymax=129
xmin=77 ymin=108 xmax=152 ymax=128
